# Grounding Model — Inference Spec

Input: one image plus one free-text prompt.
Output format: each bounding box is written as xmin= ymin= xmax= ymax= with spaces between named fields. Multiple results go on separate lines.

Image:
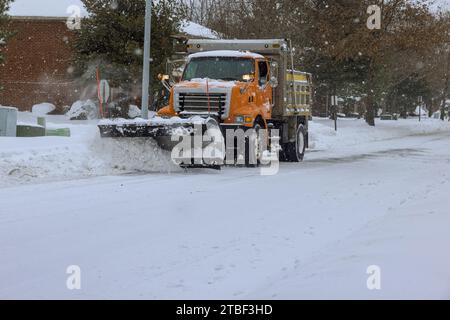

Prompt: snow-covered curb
xmin=309 ymin=118 xmax=450 ymax=151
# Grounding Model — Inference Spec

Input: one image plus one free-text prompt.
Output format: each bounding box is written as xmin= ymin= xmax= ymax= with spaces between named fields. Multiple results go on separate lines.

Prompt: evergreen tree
xmin=0 ymin=0 xmax=13 ymax=68
xmin=74 ymin=0 xmax=186 ymax=99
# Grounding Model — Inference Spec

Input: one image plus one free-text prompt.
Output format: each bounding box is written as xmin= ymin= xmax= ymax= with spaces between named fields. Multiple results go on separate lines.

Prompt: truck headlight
xmin=235 ymin=116 xmax=245 ymax=124
xmin=235 ymin=116 xmax=253 ymax=124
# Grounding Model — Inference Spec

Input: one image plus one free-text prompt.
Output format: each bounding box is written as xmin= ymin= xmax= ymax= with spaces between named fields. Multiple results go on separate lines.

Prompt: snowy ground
xmin=1 ymin=114 xmax=450 ymax=299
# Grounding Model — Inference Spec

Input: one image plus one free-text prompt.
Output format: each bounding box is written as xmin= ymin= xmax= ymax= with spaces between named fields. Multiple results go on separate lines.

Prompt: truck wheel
xmin=282 ymin=124 xmax=306 ymax=162
xmin=245 ymin=123 xmax=263 ymax=167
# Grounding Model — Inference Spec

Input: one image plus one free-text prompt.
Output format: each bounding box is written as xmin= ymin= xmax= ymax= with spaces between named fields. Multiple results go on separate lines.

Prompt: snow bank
xmin=309 ymin=117 xmax=450 ymax=151
xmin=189 ymin=50 xmax=264 ymax=60
xmin=128 ymin=105 xmax=141 ymax=119
xmin=181 ymin=20 xmax=219 ymax=39
xmin=66 ymin=100 xmax=98 ymax=120
xmin=414 ymin=106 xmax=429 ymax=117
xmin=0 ymin=114 xmax=180 ymax=188
xmin=0 ymin=105 xmax=18 ymax=111
xmin=32 ymin=103 xmax=56 ymax=116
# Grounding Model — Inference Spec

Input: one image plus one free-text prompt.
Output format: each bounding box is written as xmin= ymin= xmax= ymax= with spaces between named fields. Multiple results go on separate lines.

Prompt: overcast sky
xmin=9 ymin=0 xmax=87 ymax=17
xmin=8 ymin=0 xmax=450 ymax=17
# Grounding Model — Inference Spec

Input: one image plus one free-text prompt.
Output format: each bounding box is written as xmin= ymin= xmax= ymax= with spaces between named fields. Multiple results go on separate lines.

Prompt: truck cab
xmin=158 ymin=50 xmax=275 ymax=130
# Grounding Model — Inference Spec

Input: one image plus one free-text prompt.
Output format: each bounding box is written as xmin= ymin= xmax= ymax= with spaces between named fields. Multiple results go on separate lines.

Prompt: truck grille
xmin=178 ymin=93 xmax=227 ymax=116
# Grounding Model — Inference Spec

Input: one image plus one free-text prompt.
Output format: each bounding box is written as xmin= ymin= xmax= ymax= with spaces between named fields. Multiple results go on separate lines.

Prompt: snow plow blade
xmin=98 ymin=122 xmax=177 ymax=139
xmin=97 ymin=117 xmax=224 ymax=169
xmin=98 ymin=120 xmax=202 ymax=151
xmin=98 ymin=117 xmax=213 ymax=140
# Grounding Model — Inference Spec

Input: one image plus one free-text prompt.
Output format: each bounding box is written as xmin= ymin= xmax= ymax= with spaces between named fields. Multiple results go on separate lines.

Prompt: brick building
xmin=0 ymin=16 xmax=78 ymax=111
xmin=0 ymin=17 xmax=217 ymax=113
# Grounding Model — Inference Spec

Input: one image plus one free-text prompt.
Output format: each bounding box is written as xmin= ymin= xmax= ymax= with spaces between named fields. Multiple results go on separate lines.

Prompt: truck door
xmin=257 ymin=60 xmax=273 ymax=119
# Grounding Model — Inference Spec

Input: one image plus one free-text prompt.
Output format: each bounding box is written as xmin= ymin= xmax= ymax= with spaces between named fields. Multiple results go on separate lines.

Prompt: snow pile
xmin=309 ymin=118 xmax=450 ymax=151
xmin=32 ymin=103 xmax=56 ymax=116
xmin=66 ymin=100 xmax=98 ymax=120
xmin=0 ymin=114 xmax=180 ymax=188
xmin=189 ymin=50 xmax=264 ymax=60
xmin=0 ymin=105 xmax=18 ymax=111
xmin=92 ymin=135 xmax=177 ymax=173
xmin=433 ymin=111 xmax=442 ymax=119
xmin=128 ymin=105 xmax=141 ymax=119
xmin=414 ymin=106 xmax=429 ymax=117
xmin=181 ymin=20 xmax=219 ymax=39
xmin=432 ymin=110 xmax=447 ymax=119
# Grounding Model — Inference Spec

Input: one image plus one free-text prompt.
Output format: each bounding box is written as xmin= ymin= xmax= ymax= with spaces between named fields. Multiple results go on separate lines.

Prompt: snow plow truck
xmin=98 ymin=39 xmax=313 ymax=167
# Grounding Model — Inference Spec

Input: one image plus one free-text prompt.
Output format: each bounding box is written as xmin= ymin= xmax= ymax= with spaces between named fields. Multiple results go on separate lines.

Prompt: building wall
xmin=0 ymin=17 xmax=78 ymax=111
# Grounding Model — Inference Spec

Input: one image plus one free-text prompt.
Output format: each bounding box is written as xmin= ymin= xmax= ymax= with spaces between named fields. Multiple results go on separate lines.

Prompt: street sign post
xmin=331 ymin=95 xmax=338 ymax=131
xmin=97 ymin=77 xmax=110 ymax=118
xmin=99 ymin=80 xmax=111 ymax=104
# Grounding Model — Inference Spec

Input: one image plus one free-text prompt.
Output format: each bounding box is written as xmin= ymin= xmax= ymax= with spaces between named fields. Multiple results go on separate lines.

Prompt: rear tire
xmin=282 ymin=124 xmax=306 ymax=162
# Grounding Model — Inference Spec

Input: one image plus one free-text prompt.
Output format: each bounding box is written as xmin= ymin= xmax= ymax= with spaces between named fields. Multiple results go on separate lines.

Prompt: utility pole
xmin=441 ymin=49 xmax=450 ymax=121
xmin=141 ymin=0 xmax=152 ymax=119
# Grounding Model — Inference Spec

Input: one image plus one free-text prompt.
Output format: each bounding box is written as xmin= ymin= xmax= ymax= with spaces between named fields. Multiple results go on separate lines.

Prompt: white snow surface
xmin=0 ymin=113 xmax=179 ymax=188
xmin=66 ymin=100 xmax=98 ymax=120
xmin=415 ymin=106 xmax=429 ymax=117
xmin=189 ymin=50 xmax=265 ymax=60
xmin=181 ymin=20 xmax=219 ymax=39
xmin=0 ymin=105 xmax=18 ymax=111
xmin=31 ymin=103 xmax=56 ymax=116
xmin=128 ymin=105 xmax=142 ymax=119
xmin=1 ymin=114 xmax=450 ymax=299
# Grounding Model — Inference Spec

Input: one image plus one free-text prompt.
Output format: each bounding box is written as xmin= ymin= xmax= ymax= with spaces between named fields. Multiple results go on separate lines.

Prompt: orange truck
xmin=99 ymin=39 xmax=313 ymax=166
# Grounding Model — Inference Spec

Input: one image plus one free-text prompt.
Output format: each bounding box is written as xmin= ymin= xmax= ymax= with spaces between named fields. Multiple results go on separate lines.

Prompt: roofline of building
xmin=11 ymin=16 xmax=69 ymax=22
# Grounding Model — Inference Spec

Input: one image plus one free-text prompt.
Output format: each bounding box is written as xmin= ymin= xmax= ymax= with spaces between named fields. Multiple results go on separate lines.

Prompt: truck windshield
xmin=182 ymin=57 xmax=255 ymax=82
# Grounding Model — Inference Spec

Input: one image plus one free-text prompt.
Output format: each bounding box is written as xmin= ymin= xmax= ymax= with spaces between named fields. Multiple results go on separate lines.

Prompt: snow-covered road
xmin=1 ymin=117 xmax=450 ymax=299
